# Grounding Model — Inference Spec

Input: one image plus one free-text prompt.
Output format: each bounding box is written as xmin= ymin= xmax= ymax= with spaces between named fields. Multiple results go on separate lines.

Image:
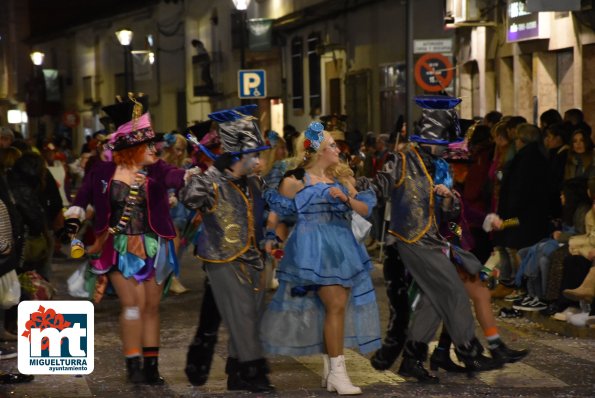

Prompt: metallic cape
xmin=371 ymin=145 xmax=436 ymax=243
xmin=179 ymin=167 xmax=265 ymax=266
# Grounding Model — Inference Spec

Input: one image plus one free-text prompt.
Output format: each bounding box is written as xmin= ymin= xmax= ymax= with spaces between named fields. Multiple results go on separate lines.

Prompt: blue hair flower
xmin=163 ymin=133 xmax=177 ymax=148
xmin=267 ymin=130 xmax=280 ymax=146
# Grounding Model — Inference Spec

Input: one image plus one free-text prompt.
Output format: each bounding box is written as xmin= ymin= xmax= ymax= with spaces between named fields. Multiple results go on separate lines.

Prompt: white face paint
xmin=237 ymin=153 xmax=261 ymax=175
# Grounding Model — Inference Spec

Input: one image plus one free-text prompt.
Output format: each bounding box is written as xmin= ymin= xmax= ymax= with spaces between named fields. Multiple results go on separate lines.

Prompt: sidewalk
xmin=494 ymin=299 xmax=595 ymax=339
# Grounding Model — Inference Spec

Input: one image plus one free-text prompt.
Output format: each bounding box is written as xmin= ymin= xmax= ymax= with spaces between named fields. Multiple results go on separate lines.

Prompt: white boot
xmin=326 ymin=355 xmax=362 ymax=395
xmin=321 ymin=354 xmax=330 ymax=387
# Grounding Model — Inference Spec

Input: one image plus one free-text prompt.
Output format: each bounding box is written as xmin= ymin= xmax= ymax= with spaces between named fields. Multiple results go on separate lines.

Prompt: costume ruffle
xmin=89 ymin=232 xmax=177 ymax=284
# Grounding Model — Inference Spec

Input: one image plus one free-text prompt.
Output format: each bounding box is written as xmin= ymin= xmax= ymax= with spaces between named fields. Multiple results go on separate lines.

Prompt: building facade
xmin=451 ymin=0 xmax=595 ymax=125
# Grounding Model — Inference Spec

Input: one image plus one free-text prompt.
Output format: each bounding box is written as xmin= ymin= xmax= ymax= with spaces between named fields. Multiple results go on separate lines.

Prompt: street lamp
xmin=30 ymin=51 xmax=45 ymax=66
xmin=115 ymin=29 xmax=134 ymax=94
xmin=232 ymin=0 xmax=251 ymax=70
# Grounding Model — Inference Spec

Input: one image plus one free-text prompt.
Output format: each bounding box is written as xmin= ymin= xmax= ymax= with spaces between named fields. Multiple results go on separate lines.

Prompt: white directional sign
xmin=413 ymin=39 xmax=453 ymax=54
xmin=238 ymin=69 xmax=266 ymax=99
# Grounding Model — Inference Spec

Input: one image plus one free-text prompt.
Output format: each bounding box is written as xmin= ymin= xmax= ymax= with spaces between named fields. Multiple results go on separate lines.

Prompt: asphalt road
xmin=0 ymin=250 xmax=593 ymax=397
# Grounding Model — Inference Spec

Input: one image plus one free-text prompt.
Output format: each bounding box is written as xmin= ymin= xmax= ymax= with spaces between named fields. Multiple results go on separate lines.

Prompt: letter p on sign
xmin=238 ymin=69 xmax=266 ymax=99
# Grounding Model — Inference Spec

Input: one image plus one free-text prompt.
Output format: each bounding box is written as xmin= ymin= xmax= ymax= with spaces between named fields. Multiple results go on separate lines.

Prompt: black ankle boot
xmin=489 ymin=340 xmax=529 ymax=364
xmin=227 ymin=358 xmax=275 ymax=393
xmin=125 ymin=357 xmax=144 ymax=384
xmin=185 ymin=333 xmax=218 ymax=386
xmin=143 ymin=357 xmax=165 ymax=385
xmin=429 ymin=347 xmax=466 ymax=373
xmin=370 ymin=338 xmax=405 ymax=371
xmin=226 ymin=357 xmax=242 ymax=390
xmin=397 ymin=341 xmax=439 ymax=384
xmin=455 ymin=338 xmax=502 ymax=375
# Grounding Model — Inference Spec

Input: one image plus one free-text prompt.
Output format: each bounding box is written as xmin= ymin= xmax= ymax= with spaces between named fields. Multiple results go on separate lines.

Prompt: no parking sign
xmin=414 ymin=53 xmax=454 ymax=92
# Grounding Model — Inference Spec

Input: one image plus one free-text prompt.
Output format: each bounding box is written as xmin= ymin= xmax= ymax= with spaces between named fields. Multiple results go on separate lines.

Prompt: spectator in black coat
xmin=489 ymin=124 xmax=551 ymax=288
xmin=544 ymin=123 xmax=570 ymax=220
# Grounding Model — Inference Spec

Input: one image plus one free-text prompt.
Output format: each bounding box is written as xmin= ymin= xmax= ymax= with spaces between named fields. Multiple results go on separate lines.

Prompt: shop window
xmin=291 ymin=37 xmax=304 ymax=110
xmin=307 ymin=32 xmax=321 ymax=116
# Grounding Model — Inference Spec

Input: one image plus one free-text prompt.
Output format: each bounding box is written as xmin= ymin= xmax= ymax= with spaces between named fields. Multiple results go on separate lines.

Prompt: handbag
xmin=18 ymin=271 xmax=55 ymax=300
xmin=0 ymin=270 xmax=21 ymax=309
xmin=351 ymin=212 xmax=372 ymax=244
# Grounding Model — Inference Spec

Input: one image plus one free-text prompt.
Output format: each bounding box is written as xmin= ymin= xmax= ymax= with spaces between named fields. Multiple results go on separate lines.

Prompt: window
xmin=307 ymin=33 xmax=321 ymax=116
xmin=345 ymin=70 xmax=372 ymax=133
xmin=291 ymin=37 xmax=304 ymax=110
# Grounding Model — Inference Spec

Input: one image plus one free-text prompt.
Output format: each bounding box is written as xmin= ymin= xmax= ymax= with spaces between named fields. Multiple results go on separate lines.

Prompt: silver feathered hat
xmin=208 ymin=104 xmax=269 ymax=156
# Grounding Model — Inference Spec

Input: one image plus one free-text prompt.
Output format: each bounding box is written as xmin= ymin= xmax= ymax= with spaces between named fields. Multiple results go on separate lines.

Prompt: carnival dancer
xmin=261 ymin=122 xmax=381 ymax=395
xmin=363 ymin=96 xmax=500 ymax=383
xmin=64 ymin=94 xmax=186 ymax=384
xmin=179 ymin=104 xmax=274 ymax=393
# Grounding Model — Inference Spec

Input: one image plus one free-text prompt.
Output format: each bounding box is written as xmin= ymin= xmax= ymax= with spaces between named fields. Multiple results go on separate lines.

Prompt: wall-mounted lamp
xmin=232 ymin=0 xmax=251 ymax=11
xmin=30 ymin=51 xmax=45 ymax=66
xmin=115 ymin=29 xmax=134 ymax=46
xmin=7 ymin=110 xmax=27 ymax=124
xmin=7 ymin=110 xmax=22 ymax=124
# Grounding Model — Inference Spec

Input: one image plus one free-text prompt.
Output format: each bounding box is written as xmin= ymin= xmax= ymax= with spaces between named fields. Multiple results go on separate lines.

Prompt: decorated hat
xmin=207 ymin=104 xmax=269 ymax=156
xmin=303 ymin=122 xmax=325 ymax=151
xmin=411 ymin=95 xmax=464 ymax=146
xmin=102 ymin=94 xmax=156 ymax=151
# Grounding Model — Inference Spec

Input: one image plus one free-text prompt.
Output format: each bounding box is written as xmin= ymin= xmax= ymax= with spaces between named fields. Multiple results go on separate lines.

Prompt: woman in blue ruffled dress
xmin=262 ymin=122 xmax=381 ymax=395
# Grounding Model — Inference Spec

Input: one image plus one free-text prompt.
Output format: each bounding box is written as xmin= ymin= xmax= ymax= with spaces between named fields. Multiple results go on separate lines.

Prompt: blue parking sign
xmin=238 ymin=69 xmax=266 ymax=99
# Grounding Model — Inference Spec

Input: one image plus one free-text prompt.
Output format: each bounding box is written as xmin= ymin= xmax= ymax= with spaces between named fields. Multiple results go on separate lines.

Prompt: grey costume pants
xmin=205 ymin=261 xmax=266 ymax=361
xmin=396 ymin=241 xmax=476 ymax=346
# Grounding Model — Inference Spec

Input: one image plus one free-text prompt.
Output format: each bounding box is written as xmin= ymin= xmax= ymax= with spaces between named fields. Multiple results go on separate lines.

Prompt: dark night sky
xmin=28 ymin=0 xmax=160 ymax=39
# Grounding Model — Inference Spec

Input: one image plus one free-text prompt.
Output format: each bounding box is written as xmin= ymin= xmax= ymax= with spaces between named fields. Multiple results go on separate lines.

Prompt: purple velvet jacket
xmin=73 ymin=160 xmax=186 ymax=239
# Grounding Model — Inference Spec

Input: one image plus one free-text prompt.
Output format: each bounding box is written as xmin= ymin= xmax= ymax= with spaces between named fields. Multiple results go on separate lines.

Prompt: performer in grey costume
xmin=362 ymin=96 xmax=500 ymax=383
xmin=179 ymin=104 xmax=273 ymax=393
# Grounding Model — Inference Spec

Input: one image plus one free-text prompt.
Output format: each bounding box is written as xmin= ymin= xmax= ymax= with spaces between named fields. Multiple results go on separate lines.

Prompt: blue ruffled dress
xmin=260 ymin=176 xmax=382 ymax=356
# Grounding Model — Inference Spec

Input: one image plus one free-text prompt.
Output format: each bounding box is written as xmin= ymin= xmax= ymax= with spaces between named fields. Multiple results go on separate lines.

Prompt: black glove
xmin=214 ymin=153 xmax=238 ymax=172
xmin=64 ymin=218 xmax=81 ymax=236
